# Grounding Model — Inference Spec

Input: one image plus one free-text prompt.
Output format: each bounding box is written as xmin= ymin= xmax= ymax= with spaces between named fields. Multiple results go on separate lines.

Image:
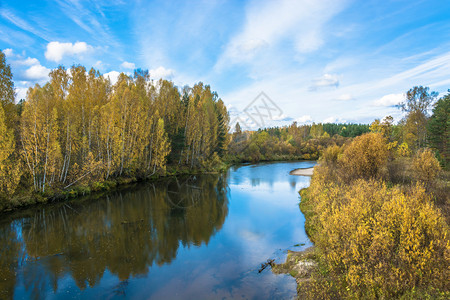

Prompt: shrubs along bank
xmin=299 ymin=132 xmax=449 ymax=299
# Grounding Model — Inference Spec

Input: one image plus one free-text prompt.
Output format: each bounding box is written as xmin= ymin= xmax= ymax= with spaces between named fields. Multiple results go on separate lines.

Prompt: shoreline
xmin=289 ymin=167 xmax=314 ymax=176
xmin=270 ymin=166 xmax=318 ymax=297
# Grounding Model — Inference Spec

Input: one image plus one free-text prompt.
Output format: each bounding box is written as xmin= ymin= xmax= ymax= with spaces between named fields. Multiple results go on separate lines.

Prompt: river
xmin=0 ymin=161 xmax=315 ymax=299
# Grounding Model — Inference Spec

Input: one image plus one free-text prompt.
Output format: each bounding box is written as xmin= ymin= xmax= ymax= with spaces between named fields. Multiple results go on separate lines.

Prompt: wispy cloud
xmin=215 ymin=0 xmax=349 ymax=69
xmin=54 ymin=0 xmax=122 ymax=50
xmin=0 ymin=8 xmax=50 ymax=41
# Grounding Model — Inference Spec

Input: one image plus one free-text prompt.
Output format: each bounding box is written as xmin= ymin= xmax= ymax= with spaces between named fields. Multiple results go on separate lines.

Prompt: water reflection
xmin=0 ymin=174 xmax=228 ymax=299
xmin=0 ymin=223 xmax=22 ymax=299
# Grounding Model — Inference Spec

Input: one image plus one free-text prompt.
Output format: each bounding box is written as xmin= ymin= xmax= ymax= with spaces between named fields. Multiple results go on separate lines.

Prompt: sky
xmin=1 ymin=0 xmax=450 ymax=129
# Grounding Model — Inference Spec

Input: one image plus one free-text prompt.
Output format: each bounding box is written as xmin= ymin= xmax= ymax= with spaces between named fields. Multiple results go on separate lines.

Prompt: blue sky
xmin=1 ymin=0 xmax=450 ymax=128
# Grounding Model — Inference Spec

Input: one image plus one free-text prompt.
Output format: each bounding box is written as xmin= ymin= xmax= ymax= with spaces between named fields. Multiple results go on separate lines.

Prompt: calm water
xmin=0 ymin=161 xmax=315 ymax=299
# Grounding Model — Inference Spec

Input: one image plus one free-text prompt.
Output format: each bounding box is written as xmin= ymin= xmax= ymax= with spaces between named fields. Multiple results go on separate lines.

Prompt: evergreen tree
xmin=428 ymin=91 xmax=449 ymax=167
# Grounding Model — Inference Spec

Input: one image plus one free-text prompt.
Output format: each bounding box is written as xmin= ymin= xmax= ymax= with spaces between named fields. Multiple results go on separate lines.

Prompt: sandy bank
xmin=289 ymin=167 xmax=314 ymax=176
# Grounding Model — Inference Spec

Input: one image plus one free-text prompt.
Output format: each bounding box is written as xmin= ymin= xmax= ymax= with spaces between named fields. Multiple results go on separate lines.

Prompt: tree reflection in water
xmin=0 ymin=174 xmax=228 ymax=298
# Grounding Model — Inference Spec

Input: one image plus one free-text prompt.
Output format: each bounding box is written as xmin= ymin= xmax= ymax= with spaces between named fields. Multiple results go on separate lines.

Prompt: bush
xmin=339 ymin=133 xmax=389 ymax=181
xmin=303 ymin=174 xmax=450 ymax=298
xmin=413 ymin=148 xmax=441 ymax=186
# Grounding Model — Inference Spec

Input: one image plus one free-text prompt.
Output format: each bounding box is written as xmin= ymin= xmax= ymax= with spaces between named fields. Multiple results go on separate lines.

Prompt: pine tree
xmin=428 ymin=91 xmax=449 ymax=167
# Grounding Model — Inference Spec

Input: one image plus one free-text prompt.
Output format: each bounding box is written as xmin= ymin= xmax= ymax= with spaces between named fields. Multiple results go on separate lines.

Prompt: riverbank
xmin=0 ymin=162 xmax=230 ymax=214
xmin=1 ymin=160 xmax=316 ymax=214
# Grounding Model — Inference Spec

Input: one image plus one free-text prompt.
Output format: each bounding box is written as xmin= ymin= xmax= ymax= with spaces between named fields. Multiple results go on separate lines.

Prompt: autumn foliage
xmin=339 ymin=132 xmax=389 ymax=180
xmin=412 ymin=148 xmax=442 ymax=185
xmin=0 ymin=62 xmax=230 ymax=207
xmin=301 ymin=132 xmax=450 ymax=298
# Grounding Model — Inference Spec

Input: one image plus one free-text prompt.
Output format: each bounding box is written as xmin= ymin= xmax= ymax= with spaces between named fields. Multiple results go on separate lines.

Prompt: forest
xmin=0 ymin=51 xmax=229 ymax=210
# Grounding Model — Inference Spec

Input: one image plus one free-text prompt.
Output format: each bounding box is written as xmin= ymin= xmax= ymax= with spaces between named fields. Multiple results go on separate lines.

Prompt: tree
xmin=21 ymin=84 xmax=62 ymax=192
xmin=339 ymin=132 xmax=389 ymax=180
xmin=151 ymin=118 xmax=170 ymax=174
xmin=369 ymin=116 xmax=393 ymax=138
xmin=215 ymin=99 xmax=230 ymax=157
xmin=412 ymin=148 xmax=441 ymax=188
xmin=310 ymin=123 xmax=324 ymax=138
xmin=0 ymin=105 xmax=21 ymax=198
xmin=427 ymin=91 xmax=449 ymax=168
xmin=234 ymin=122 xmax=242 ymax=135
xmin=398 ymin=86 xmax=438 ymax=149
xmin=0 ymin=50 xmax=16 ymax=129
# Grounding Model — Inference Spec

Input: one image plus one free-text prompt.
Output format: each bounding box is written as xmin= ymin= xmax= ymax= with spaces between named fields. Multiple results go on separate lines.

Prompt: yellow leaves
xmin=21 ymin=84 xmax=62 ymax=192
xmin=0 ymin=105 xmax=21 ymax=198
xmin=412 ymin=148 xmax=441 ymax=184
xmin=306 ymin=170 xmax=450 ymax=297
xmin=396 ymin=142 xmax=411 ymax=157
xmin=0 ymin=105 xmax=14 ymax=164
xmin=152 ymin=118 xmax=171 ymax=173
xmin=338 ymin=132 xmax=389 ymax=181
xmin=387 ymin=140 xmax=398 ymax=151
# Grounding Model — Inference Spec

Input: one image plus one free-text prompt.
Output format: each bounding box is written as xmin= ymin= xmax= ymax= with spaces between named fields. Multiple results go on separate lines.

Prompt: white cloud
xmin=309 ymin=74 xmax=339 ymax=91
xmin=296 ymin=115 xmax=313 ymax=124
xmin=373 ymin=93 xmax=404 ymax=107
xmin=45 ymin=41 xmax=93 ymax=62
xmin=24 ymin=64 xmax=50 ymax=81
xmin=336 ymin=93 xmax=354 ymax=101
xmin=15 ymin=57 xmax=39 ymax=66
xmin=104 ymin=71 xmax=121 ymax=85
xmin=3 ymin=48 xmax=14 ymax=57
xmin=15 ymin=87 xmax=28 ymax=100
xmin=121 ymin=61 xmax=135 ymax=70
xmin=149 ymin=66 xmax=175 ymax=80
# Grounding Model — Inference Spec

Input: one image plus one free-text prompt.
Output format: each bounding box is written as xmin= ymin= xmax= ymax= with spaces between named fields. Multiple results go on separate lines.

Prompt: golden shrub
xmin=320 ymin=144 xmax=341 ymax=166
xmin=339 ymin=132 xmax=389 ymax=181
xmin=413 ymin=148 xmax=441 ymax=184
xmin=303 ymin=171 xmax=450 ymax=298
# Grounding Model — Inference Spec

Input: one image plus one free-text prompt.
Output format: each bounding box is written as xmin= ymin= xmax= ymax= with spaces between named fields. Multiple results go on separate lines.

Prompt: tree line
xmin=229 ymin=122 xmax=371 ymax=162
xmin=0 ymin=50 xmax=229 ymax=208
